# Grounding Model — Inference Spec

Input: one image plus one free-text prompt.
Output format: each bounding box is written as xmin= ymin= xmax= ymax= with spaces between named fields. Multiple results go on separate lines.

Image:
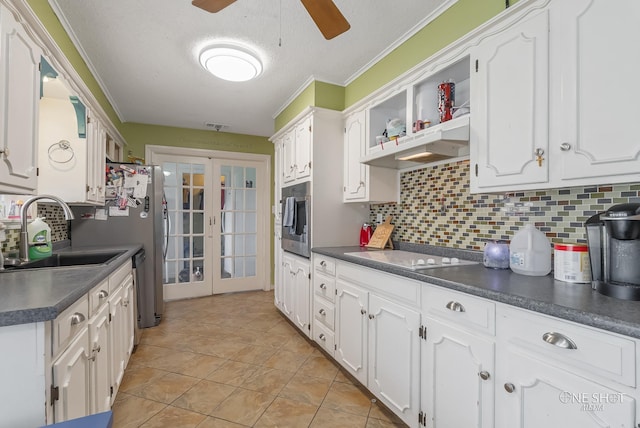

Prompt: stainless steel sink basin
xmin=3 ymin=251 xmax=125 ymax=270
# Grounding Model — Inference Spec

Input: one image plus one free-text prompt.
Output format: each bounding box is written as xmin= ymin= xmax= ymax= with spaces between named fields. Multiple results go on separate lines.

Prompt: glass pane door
xmin=215 ymin=160 xmax=266 ymax=293
xmin=157 ymin=156 xmax=212 ymax=300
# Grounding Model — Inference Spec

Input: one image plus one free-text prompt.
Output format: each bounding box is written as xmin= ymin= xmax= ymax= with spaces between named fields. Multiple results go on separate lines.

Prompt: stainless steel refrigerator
xmin=70 ymin=164 xmax=166 ymax=328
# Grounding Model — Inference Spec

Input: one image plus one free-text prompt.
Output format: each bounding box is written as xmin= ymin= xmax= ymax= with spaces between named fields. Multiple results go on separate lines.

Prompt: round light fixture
xmin=199 ymin=45 xmax=262 ymax=82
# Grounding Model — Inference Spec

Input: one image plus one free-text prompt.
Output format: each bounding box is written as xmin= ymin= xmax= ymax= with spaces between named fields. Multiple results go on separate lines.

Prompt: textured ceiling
xmin=49 ymin=0 xmax=451 ymax=137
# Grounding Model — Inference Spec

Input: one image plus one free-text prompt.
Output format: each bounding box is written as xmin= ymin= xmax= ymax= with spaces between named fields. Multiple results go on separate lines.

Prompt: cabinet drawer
xmin=499 ymin=306 xmax=636 ymax=387
xmin=313 ymin=295 xmax=335 ymax=330
xmin=88 ymin=279 xmax=110 ymax=317
xmin=314 ymin=271 xmax=336 ymax=303
xmin=422 ymin=285 xmax=495 ymax=336
xmin=313 ymin=319 xmax=335 ymax=358
xmin=314 ymin=256 xmax=336 ymax=276
xmin=109 ymin=259 xmax=132 ymax=293
xmin=53 ymin=294 xmax=89 ymax=357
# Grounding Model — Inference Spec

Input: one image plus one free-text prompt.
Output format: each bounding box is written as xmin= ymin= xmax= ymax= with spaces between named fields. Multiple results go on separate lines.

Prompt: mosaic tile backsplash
xmin=1 ymin=203 xmax=69 ymax=255
xmin=370 ymin=159 xmax=640 ymax=251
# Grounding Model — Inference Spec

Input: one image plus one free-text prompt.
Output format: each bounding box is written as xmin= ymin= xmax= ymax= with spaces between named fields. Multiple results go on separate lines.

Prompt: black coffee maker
xmin=585 ymin=203 xmax=640 ymax=300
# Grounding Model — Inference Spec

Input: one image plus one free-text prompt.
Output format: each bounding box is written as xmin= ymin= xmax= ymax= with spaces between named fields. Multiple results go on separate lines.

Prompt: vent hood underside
xmin=361 ymin=115 xmax=469 ymax=169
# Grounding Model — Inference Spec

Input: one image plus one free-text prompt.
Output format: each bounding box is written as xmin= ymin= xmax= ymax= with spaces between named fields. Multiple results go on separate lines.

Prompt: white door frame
xmin=146 ymin=145 xmax=271 ymax=297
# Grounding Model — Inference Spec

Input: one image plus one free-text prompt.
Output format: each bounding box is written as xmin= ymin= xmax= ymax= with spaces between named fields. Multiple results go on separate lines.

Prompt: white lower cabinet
xmin=420 ymin=286 xmax=495 ymax=428
xmin=88 ymin=301 xmax=110 ymax=414
xmin=495 ymin=305 xmax=639 ymax=428
xmin=334 ymin=261 xmax=421 ymax=427
xmin=51 ymin=323 xmax=91 ymax=423
xmin=280 ymin=253 xmax=311 ymax=337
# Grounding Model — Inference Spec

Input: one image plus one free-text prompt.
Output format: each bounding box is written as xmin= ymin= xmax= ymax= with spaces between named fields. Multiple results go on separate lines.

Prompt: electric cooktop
xmin=343 ymin=250 xmax=478 ymax=271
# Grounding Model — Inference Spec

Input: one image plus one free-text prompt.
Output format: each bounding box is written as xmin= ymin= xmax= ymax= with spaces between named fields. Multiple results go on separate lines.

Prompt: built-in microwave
xmin=281 ymin=181 xmax=311 ymax=258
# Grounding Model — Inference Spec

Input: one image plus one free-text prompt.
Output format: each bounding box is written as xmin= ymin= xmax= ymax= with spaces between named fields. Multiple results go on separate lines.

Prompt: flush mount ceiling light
xmin=199 ymin=45 xmax=262 ymax=82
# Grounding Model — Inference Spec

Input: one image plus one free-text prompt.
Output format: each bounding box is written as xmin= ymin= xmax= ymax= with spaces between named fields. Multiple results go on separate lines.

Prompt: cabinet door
xmin=86 ymin=114 xmax=106 ymax=204
xmin=122 ymin=274 xmax=135 ymax=363
xmin=88 ymin=302 xmax=110 ymax=414
xmin=470 ymin=10 xmax=549 ymax=192
xmin=343 ymin=110 xmax=367 ymax=201
xmin=0 ymin=5 xmax=41 ymax=193
xmin=421 ymin=319 xmax=495 ymax=428
xmin=368 ymin=294 xmax=420 ymax=427
xmin=294 ymin=117 xmax=312 ymax=180
xmin=281 ymin=255 xmax=295 ymax=320
xmin=108 ymin=285 xmax=126 ymax=404
xmin=274 ymin=241 xmax=283 ymax=310
xmin=552 ymin=0 xmax=640 ymax=183
xmin=52 ymin=327 xmax=91 ymax=423
xmin=335 ymin=279 xmax=368 ymax=385
xmin=282 ymin=130 xmax=295 ymax=183
xmin=293 ymin=259 xmax=311 ymax=337
xmin=273 ymin=138 xmax=283 ymax=223
xmin=496 ymin=350 xmax=635 ymax=428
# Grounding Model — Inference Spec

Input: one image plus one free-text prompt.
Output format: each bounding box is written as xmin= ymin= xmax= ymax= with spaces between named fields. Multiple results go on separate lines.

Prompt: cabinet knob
xmin=360 ymin=308 xmax=366 ymax=315
xmin=319 ymin=308 xmax=326 ymax=316
xmin=123 ymin=298 xmax=129 ymax=307
xmin=319 ymin=283 xmax=327 ymax=290
xmin=319 ymin=333 xmax=326 ymax=341
xmin=70 ymin=312 xmax=86 ymax=326
xmin=445 ymin=301 xmax=466 ymax=313
xmin=560 ymin=142 xmax=572 ymax=151
xmin=542 ymin=332 xmax=577 ymax=350
xmin=504 ymin=383 xmax=516 ymax=393
xmin=479 ymin=371 xmax=490 ymax=380
xmin=320 ymin=261 xmax=327 ymax=267
xmin=368 ymin=314 xmax=375 ymax=320
xmin=0 ymin=148 xmax=9 ymax=157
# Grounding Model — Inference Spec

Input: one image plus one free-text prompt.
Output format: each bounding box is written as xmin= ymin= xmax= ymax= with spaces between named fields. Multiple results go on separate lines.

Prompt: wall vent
xmin=204 ymin=122 xmax=228 ymax=132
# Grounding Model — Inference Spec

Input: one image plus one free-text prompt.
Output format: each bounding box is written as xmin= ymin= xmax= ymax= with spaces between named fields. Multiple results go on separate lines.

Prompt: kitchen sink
xmin=3 ymin=251 xmax=125 ymax=271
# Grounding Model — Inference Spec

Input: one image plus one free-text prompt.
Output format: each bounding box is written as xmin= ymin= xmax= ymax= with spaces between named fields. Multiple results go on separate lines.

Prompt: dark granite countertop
xmin=312 ymin=243 xmax=640 ymax=340
xmin=0 ymin=244 xmax=142 ymax=327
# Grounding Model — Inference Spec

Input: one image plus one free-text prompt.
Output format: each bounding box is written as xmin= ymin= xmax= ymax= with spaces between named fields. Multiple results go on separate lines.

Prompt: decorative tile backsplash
xmin=1 ymin=203 xmax=69 ymax=255
xmin=370 ymin=159 xmax=640 ymax=251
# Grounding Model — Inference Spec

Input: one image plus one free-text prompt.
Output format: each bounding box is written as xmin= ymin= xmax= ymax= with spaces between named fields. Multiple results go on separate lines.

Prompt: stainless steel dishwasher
xmin=132 ymin=249 xmax=145 ymax=347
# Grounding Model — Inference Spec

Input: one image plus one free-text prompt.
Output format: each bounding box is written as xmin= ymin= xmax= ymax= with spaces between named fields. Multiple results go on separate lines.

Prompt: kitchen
xmin=1 ymin=0 xmax=640 ymax=427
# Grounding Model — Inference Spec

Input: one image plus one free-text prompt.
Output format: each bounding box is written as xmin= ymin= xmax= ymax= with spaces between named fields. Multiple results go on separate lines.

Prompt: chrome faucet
xmin=19 ymin=195 xmax=75 ymax=262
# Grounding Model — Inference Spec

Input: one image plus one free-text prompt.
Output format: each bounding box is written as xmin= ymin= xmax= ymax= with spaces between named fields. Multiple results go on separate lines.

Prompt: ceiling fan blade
xmin=300 ymin=0 xmax=351 ymax=40
xmin=192 ymin=0 xmax=237 ymax=13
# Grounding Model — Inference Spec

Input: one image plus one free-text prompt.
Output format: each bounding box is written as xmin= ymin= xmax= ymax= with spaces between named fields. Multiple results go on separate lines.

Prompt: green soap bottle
xmin=27 ymin=217 xmax=52 ymax=260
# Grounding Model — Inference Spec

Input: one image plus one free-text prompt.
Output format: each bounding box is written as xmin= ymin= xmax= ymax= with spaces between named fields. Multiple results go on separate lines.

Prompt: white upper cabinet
xmin=551 ymin=0 xmax=640 ymax=185
xmin=0 ymin=4 xmax=41 ymax=194
xmin=343 ymin=109 xmax=397 ymax=203
xmin=471 ymin=0 xmax=640 ymax=192
xmin=282 ymin=116 xmax=312 ymax=184
xmin=470 ymin=9 xmax=550 ymax=192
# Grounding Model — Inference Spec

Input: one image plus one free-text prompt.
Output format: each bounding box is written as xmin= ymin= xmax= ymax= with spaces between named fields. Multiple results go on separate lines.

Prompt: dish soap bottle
xmin=27 ymin=217 xmax=52 ymax=260
xmin=509 ymin=224 xmax=551 ymax=276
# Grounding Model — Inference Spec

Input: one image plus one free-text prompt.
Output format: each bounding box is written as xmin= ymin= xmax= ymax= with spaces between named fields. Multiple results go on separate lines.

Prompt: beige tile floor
xmin=113 ymin=290 xmax=408 ymax=428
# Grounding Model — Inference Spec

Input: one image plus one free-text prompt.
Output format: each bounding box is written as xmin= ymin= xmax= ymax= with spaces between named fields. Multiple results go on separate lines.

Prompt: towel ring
xmin=48 ymin=140 xmax=75 ymax=164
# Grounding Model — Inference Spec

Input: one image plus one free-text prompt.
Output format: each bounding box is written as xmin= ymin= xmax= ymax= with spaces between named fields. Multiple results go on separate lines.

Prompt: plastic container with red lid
xmin=554 ymin=243 xmax=591 ymax=283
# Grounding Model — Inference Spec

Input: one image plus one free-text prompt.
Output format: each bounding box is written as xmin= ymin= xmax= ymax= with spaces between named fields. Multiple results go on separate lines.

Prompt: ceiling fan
xmin=192 ymin=0 xmax=351 ymax=40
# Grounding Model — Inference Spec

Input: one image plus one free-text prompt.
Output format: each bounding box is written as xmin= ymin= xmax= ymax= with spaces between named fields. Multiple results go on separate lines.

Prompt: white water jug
xmin=509 ymin=224 xmax=551 ymax=276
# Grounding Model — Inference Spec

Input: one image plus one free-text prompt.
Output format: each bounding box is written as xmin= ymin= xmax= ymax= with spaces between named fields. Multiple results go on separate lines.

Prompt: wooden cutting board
xmin=366 ymin=216 xmax=394 ymax=249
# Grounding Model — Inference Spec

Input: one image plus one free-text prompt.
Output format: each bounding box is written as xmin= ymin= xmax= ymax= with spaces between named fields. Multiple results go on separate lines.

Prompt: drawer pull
xmin=479 ymin=371 xmax=490 ymax=380
xmin=98 ymin=290 xmax=109 ymax=299
xmin=320 ymin=261 xmax=327 ymax=267
xmin=504 ymin=383 xmax=515 ymax=393
xmin=542 ymin=332 xmax=577 ymax=350
xmin=70 ymin=312 xmax=86 ymax=326
xmin=445 ymin=301 xmax=466 ymax=313
xmin=319 ymin=308 xmax=326 ymax=316
xmin=319 ymin=283 xmax=327 ymax=290
xmin=319 ymin=333 xmax=326 ymax=341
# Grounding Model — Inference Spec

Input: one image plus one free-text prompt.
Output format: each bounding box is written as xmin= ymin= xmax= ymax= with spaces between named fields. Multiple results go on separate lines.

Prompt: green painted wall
xmin=275 ymin=0 xmax=510 ymax=130
xmin=274 ymin=81 xmax=345 ymax=131
xmin=120 ymin=123 xmax=271 ymax=160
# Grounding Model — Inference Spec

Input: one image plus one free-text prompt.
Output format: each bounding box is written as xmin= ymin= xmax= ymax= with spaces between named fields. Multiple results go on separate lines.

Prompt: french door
xmin=149 ymin=149 xmax=270 ymax=300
